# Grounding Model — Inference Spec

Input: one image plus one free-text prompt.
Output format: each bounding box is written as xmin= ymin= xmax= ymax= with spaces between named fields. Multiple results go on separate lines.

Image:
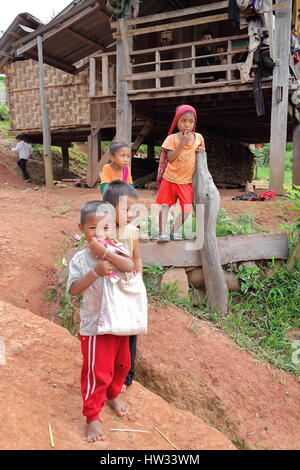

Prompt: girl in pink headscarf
xmin=156 ymin=105 xmax=205 ymax=242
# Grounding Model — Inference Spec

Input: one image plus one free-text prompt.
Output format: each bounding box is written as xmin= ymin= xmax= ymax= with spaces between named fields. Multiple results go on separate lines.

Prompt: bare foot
xmin=121 ymin=384 xmax=127 ymax=393
xmin=107 ymin=396 xmax=129 ymax=417
xmin=87 ymin=420 xmax=106 ymax=443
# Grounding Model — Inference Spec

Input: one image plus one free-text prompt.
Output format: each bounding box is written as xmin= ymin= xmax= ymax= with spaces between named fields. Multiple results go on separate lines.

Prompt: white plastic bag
xmin=98 ymin=272 xmax=148 ymax=335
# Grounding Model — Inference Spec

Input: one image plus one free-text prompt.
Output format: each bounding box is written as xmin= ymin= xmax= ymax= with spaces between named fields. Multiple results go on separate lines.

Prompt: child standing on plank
xmin=100 ymin=141 xmax=134 ymax=194
xmin=156 ymin=104 xmax=205 ymax=242
xmin=67 ymin=200 xmax=135 ymax=442
xmin=103 ymin=180 xmax=142 ymax=390
xmin=11 ymin=134 xmax=33 ymax=182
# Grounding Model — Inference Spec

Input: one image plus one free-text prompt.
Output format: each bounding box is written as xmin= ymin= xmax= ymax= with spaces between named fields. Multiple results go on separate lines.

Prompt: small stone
xmin=187 ymin=268 xmax=205 ymax=287
xmin=160 ymin=268 xmax=189 ymax=298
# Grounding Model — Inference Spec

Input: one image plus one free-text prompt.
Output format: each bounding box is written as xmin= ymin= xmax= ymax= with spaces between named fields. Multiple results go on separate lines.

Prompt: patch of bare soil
xmin=137 ymin=304 xmax=300 ymax=450
xmin=0 ymin=301 xmax=235 ymax=450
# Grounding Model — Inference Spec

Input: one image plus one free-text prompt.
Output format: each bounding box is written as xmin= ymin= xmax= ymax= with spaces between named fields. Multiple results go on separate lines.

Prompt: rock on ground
xmin=0 ymin=301 xmax=235 ymax=450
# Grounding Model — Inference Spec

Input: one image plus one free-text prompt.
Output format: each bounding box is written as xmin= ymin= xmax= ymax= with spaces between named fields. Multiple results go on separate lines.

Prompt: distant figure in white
xmin=11 ymin=134 xmax=33 ymax=182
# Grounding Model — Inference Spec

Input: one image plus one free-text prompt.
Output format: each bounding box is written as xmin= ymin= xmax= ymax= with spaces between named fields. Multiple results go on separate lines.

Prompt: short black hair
xmin=80 ymin=200 xmax=112 ymax=225
xmin=103 ymin=180 xmax=138 ymax=207
xmin=16 ymin=134 xmax=24 ymax=140
xmin=109 ymin=141 xmax=131 ymax=156
xmin=201 ymin=30 xmax=213 ymax=38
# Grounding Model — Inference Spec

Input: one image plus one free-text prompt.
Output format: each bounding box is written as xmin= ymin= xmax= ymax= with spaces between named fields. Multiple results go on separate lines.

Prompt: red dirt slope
xmin=137 ymin=305 xmax=300 ymax=450
xmin=0 ymin=300 xmax=235 ymax=450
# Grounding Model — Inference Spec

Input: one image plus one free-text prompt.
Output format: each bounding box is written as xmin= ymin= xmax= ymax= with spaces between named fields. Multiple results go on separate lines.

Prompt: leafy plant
xmin=0 ymin=104 xmax=9 ymax=121
xmin=280 ymin=185 xmax=300 ymax=253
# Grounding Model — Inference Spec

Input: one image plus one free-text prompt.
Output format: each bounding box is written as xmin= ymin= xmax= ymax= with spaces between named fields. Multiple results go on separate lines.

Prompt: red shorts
xmin=156 ymin=178 xmax=194 ymax=213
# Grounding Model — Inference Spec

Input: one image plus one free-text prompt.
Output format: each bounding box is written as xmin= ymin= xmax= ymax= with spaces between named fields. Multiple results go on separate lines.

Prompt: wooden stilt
xmin=194 ymin=150 xmax=228 ymax=315
xmin=87 ymin=131 xmax=100 ymax=187
xmin=147 ymin=144 xmax=155 ymax=160
xmin=269 ymin=0 xmax=292 ymax=195
xmin=116 ymin=19 xmax=132 ymax=145
xmin=293 ymin=124 xmax=300 ymax=186
xmin=61 ymin=143 xmax=70 ymax=170
xmin=37 ymin=35 xmax=53 ymax=188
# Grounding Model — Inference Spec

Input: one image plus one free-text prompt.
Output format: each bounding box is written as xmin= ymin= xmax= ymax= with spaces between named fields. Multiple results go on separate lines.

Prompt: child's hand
xmin=179 ymin=130 xmax=191 ymax=146
xmin=94 ymin=260 xmax=113 ymax=277
xmin=89 ymin=238 xmax=106 ymax=257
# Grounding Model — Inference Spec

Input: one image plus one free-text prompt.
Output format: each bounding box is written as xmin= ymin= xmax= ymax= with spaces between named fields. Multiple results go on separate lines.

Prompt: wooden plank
xmin=131 ymin=121 xmax=153 ymax=154
xmin=293 ymin=124 xmax=300 ymax=185
xmin=89 ymin=57 xmax=96 ymax=97
xmin=130 ymin=34 xmax=248 ymax=56
xmin=111 ymin=1 xmax=229 ymax=28
xmin=113 ymin=13 xmax=229 ymax=39
xmin=65 ymin=28 xmax=104 ymax=50
xmin=120 ymin=62 xmax=243 ymax=82
xmin=155 ymin=51 xmax=160 ymax=89
xmin=269 ymin=0 xmax=292 ymax=195
xmin=37 ymin=35 xmax=53 ymax=188
xmin=116 ymin=30 xmax=132 ymax=143
xmin=61 ymin=144 xmax=70 ymax=170
xmin=118 ymin=18 xmax=131 ymax=76
xmin=92 ymin=109 xmax=113 ymax=136
xmin=102 ymin=55 xmax=109 ymax=96
xmin=140 ymin=234 xmax=289 ymax=267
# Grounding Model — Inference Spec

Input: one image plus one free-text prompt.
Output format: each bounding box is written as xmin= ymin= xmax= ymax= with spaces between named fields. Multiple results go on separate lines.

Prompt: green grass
xmin=143 ymin=262 xmax=300 ymax=379
xmin=255 ymin=166 xmax=292 ymax=184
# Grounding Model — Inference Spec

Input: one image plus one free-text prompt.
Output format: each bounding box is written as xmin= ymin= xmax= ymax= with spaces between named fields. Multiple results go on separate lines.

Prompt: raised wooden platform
xmin=140 ymin=233 xmax=288 ymax=267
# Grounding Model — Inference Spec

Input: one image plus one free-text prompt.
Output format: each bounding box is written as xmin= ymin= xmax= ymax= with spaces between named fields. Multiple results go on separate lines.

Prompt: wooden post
xmin=193 ymin=150 xmax=228 ymax=315
xmin=89 ymin=57 xmax=96 ymax=97
xmin=226 ymin=40 xmax=232 ymax=81
xmin=191 ymin=45 xmax=196 ymax=85
xmin=87 ymin=131 xmax=101 ymax=187
xmin=37 ymin=35 xmax=53 ymax=188
xmin=155 ymin=51 xmax=161 ymax=89
xmin=61 ymin=143 xmax=70 ymax=170
xmin=147 ymin=143 xmax=155 ymax=160
xmin=116 ymin=18 xmax=132 ymax=144
xmin=102 ymin=55 xmax=109 ymax=96
xmin=293 ymin=124 xmax=300 ymax=186
xmin=269 ymin=0 xmax=292 ymax=195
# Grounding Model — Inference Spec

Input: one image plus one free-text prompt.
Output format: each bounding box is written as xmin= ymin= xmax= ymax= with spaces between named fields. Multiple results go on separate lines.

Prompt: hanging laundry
xmin=229 ymin=0 xmax=240 ymax=28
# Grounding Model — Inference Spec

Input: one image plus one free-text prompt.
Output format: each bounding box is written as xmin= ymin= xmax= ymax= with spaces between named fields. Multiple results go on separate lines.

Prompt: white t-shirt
xmin=11 ymin=141 xmax=33 ymax=160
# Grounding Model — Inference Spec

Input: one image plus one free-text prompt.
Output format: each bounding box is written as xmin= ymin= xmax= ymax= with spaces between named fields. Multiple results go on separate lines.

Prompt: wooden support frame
xmin=61 ymin=143 xmax=70 ymax=170
xmin=116 ymin=19 xmax=132 ymax=144
xmin=269 ymin=0 xmax=292 ymax=194
xmin=37 ymin=35 xmax=53 ymax=188
xmin=131 ymin=121 xmax=153 ymax=155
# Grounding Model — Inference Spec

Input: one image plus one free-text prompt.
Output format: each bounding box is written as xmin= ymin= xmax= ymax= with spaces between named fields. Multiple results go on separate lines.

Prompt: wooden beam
xmin=102 ymin=54 xmax=109 ymax=96
xmin=269 ymin=0 xmax=292 ymax=195
xmin=25 ymin=50 xmax=76 ymax=74
xmin=118 ymin=18 xmax=131 ymax=76
xmin=37 ymin=35 xmax=53 ymax=188
xmin=87 ymin=131 xmax=101 ymax=187
xmin=89 ymin=57 xmax=96 ymax=97
xmin=116 ymin=21 xmax=132 ymax=143
xmin=140 ymin=234 xmax=289 ymax=267
xmin=131 ymin=121 xmax=153 ymax=154
xmin=120 ymin=62 xmax=243 ymax=82
xmin=113 ymin=13 xmax=229 ymax=39
xmin=65 ymin=28 xmax=104 ymax=50
xmin=293 ymin=124 xmax=300 ymax=186
xmin=92 ymin=110 xmax=114 ymax=137
xmin=111 ymin=1 xmax=228 ymax=28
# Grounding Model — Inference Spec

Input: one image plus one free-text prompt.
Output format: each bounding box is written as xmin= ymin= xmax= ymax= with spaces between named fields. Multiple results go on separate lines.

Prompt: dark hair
xmin=80 ymin=200 xmax=112 ymax=225
xmin=16 ymin=134 xmax=24 ymax=140
xmin=109 ymin=141 xmax=131 ymax=156
xmin=103 ymin=180 xmax=138 ymax=207
xmin=201 ymin=30 xmax=213 ymax=38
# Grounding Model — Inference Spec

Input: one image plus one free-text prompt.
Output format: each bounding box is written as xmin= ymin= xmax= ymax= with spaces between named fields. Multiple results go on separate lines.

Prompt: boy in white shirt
xmin=11 ymin=134 xmax=33 ymax=182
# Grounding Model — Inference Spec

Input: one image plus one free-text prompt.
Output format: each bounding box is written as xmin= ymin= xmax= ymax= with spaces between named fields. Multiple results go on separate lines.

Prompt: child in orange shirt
xmin=100 ymin=142 xmax=133 ymax=194
xmin=156 ymin=105 xmax=205 ymax=242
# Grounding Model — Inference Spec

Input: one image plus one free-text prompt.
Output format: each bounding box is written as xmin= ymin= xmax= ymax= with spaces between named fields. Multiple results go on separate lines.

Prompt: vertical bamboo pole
xmin=37 ymin=35 xmax=53 ymax=188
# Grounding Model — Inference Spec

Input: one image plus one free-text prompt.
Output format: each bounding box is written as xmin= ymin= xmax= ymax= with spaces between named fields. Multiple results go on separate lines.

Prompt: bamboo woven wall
xmin=5 ymin=59 xmax=90 ymax=131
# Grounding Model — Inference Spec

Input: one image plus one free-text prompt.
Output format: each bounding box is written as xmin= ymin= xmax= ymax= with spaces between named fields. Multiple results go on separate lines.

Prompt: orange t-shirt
xmin=162 ymin=132 xmax=205 ymax=184
xmin=100 ymin=164 xmax=133 ymax=184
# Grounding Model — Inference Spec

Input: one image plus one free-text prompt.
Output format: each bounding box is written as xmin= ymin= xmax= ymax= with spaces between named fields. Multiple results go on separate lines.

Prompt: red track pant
xmin=79 ymin=334 xmax=130 ymax=423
